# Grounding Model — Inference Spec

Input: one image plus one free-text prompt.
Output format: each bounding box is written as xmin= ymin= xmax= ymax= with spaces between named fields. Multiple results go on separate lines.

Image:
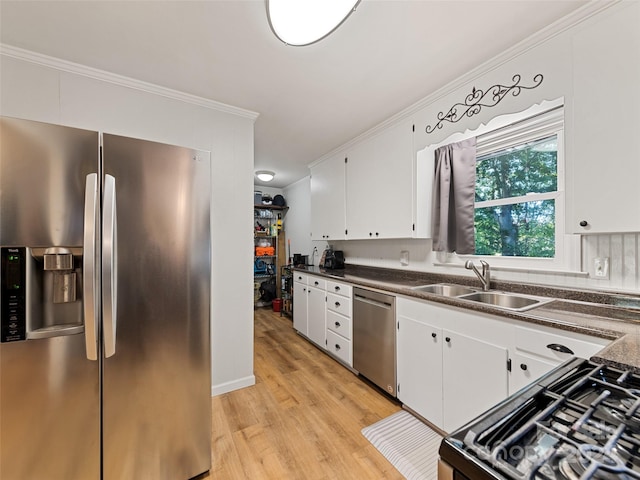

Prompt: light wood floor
xmin=204 ymin=307 xmax=404 ymax=479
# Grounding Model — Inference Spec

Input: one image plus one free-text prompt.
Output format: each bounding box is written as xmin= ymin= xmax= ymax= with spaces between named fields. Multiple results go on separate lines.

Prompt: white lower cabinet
xmin=442 ymin=330 xmax=508 ymax=433
xmin=396 ymin=296 xmax=610 ymax=434
xmin=295 ymin=274 xmax=354 ymax=368
xmin=294 ymin=275 xmax=328 ymax=349
xmin=326 ymin=330 xmax=351 ymax=365
xmin=397 ymin=315 xmax=443 ymax=427
xmin=509 ymin=351 xmax=558 ymax=395
xmin=300 ymin=281 xmax=612 ymax=434
xmin=325 ymin=280 xmax=353 ymax=367
xmin=292 ymin=274 xmax=308 ymax=336
xmin=508 ymin=321 xmax=610 ymax=396
xmin=397 ymin=297 xmax=510 ymax=432
xmin=307 ymin=284 xmax=326 ymax=348
xmin=327 ymin=309 xmax=351 ymax=339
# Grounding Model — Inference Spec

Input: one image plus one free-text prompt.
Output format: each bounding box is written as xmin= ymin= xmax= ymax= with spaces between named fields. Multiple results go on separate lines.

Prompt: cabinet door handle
xmin=335 ymin=321 xmax=341 ymax=328
xmin=314 ymin=281 xmax=319 ymax=286
xmin=335 ymin=344 xmax=341 ymax=350
xmin=334 ymin=286 xmax=340 ymax=291
xmin=520 ymin=363 xmax=528 ymax=371
xmin=335 ymin=301 xmax=340 ymax=307
xmin=445 ymin=337 xmax=451 ymax=343
xmin=375 ymin=232 xmax=379 ymax=237
xmin=547 ymin=343 xmax=574 ymax=355
xmin=579 ymin=220 xmax=588 ymax=227
xmin=431 ymin=332 xmax=437 ymax=338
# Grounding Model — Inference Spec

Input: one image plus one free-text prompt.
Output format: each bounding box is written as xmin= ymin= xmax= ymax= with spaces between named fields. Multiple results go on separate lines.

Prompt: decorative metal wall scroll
xmin=425 ymin=74 xmax=544 ymax=134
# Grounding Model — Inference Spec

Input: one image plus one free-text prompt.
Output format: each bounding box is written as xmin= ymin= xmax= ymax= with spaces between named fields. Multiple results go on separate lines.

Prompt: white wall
xmin=0 ymin=49 xmax=258 ymax=395
xmin=302 ymin=1 xmax=640 ymax=295
xmin=283 ymin=177 xmax=316 ymax=264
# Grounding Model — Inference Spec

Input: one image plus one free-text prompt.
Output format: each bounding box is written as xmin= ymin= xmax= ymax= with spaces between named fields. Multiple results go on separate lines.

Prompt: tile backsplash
xmin=329 ymin=233 xmax=640 ymax=295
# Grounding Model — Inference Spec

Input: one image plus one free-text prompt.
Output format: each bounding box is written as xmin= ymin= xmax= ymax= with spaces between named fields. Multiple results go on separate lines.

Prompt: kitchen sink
xmin=457 ymin=291 xmax=551 ymax=312
xmin=411 ymin=283 xmax=477 ymax=297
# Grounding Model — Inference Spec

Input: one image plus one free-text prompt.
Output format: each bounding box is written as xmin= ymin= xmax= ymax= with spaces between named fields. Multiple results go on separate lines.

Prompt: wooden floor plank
xmin=204 ymin=307 xmax=404 ymax=479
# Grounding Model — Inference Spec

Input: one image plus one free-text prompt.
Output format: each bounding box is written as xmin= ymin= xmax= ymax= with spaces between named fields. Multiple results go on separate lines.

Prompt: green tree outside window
xmin=474 ymin=136 xmax=557 ymax=257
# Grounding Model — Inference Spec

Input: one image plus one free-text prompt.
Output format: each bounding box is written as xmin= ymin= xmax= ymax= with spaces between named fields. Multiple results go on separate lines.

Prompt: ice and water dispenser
xmin=1 ymin=246 xmax=84 ymax=342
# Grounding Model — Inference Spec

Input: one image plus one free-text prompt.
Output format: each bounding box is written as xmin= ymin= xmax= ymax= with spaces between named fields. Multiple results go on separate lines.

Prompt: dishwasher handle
xmin=354 ymin=293 xmax=393 ymax=309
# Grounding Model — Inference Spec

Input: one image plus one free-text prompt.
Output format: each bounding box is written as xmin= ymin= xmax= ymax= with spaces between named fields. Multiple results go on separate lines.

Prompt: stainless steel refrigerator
xmin=0 ymin=117 xmax=212 ymax=480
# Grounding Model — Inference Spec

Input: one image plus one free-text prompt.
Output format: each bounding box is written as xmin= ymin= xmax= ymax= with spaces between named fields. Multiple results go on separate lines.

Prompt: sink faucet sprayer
xmin=465 ymin=260 xmax=491 ymax=291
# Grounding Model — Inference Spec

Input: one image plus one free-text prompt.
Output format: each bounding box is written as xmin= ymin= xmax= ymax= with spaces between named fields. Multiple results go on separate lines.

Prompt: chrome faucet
xmin=465 ymin=260 xmax=491 ymax=291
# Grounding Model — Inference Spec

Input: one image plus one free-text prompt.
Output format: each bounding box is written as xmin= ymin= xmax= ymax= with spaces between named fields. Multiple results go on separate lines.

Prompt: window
xmin=473 ymin=106 xmax=564 ymax=259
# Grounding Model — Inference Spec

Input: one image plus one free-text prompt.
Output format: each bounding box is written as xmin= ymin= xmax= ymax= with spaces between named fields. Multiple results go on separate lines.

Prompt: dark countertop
xmin=294 ymin=264 xmax=640 ymax=372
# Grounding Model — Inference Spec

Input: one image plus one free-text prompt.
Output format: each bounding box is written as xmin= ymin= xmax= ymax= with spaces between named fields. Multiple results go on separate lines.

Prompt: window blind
xmin=476 ymin=106 xmax=564 ymax=158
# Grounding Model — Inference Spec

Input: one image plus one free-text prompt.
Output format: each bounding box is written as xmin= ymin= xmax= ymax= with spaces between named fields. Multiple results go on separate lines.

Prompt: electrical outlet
xmin=594 ymin=257 xmax=609 ymax=279
xmin=400 ymin=250 xmax=409 ymax=266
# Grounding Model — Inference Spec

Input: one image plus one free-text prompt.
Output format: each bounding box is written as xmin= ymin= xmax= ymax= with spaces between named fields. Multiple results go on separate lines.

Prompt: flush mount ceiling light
xmin=255 ymin=170 xmax=276 ymax=182
xmin=267 ymin=0 xmax=361 ymax=46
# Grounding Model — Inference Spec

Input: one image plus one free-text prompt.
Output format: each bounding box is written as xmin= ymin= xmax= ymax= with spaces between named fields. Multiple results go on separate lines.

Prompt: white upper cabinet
xmin=568 ymin=2 xmax=640 ymax=234
xmin=345 ymin=119 xmax=416 ymax=239
xmin=310 ymin=152 xmax=346 ymax=241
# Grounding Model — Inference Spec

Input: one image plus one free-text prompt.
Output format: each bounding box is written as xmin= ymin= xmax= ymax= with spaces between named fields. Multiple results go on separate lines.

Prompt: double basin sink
xmin=410 ymin=283 xmax=552 ymax=312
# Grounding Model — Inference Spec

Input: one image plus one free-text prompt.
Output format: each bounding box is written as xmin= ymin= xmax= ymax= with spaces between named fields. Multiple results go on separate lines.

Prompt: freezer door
xmin=0 ymin=337 xmax=100 ymax=479
xmin=101 ymin=134 xmax=211 ymax=480
xmin=0 ymin=117 xmax=100 ymax=480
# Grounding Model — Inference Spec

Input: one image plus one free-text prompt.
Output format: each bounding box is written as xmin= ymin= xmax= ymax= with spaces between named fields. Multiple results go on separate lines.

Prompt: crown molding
xmin=311 ymin=0 xmax=620 ymax=167
xmin=0 ymin=44 xmax=260 ymax=122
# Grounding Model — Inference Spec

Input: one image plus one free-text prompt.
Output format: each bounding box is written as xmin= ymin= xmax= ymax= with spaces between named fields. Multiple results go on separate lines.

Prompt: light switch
xmin=400 ymin=250 xmax=409 ymax=266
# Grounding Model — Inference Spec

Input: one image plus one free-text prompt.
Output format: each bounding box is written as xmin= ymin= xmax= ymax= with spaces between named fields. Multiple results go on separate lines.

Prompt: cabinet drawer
xmin=514 ymin=325 xmax=608 ymax=362
xmin=327 ymin=280 xmax=352 ymax=298
xmin=326 ymin=330 xmax=352 ymax=366
xmin=327 ymin=310 xmax=351 ymax=340
xmin=293 ymin=273 xmax=308 ymax=284
xmin=308 ymin=276 xmax=326 ymax=290
xmin=326 ymin=292 xmax=351 ymax=317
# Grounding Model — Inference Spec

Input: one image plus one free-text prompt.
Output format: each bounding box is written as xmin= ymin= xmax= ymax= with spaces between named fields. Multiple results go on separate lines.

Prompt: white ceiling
xmin=0 ymin=0 xmax=588 ymax=188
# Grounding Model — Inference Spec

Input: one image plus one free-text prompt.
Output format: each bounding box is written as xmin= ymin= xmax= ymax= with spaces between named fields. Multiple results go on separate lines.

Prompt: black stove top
xmin=440 ymin=358 xmax=640 ymax=480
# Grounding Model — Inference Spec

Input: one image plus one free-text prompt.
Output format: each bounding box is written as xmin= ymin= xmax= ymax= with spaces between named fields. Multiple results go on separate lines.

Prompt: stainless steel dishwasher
xmin=353 ymin=287 xmax=396 ymax=397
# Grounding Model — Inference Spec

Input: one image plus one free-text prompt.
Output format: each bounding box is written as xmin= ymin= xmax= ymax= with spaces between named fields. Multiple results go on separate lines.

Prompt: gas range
xmin=439 ymin=357 xmax=640 ymax=480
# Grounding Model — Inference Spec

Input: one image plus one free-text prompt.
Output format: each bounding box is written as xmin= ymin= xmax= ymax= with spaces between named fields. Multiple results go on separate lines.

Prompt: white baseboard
xmin=211 ymin=375 xmax=256 ymax=397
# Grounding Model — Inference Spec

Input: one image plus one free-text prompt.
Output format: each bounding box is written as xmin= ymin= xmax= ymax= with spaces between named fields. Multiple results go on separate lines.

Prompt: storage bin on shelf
xmin=255 ymin=246 xmax=275 ymax=256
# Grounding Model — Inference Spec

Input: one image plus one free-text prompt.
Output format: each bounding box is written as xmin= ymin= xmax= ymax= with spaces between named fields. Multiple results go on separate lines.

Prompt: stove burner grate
xmin=461 ymin=361 xmax=640 ymax=480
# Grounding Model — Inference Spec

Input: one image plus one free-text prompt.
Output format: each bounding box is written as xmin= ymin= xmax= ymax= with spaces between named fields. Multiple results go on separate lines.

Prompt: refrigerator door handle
xmin=103 ymin=174 xmax=118 ymax=358
xmin=83 ymin=173 xmax=99 ymax=361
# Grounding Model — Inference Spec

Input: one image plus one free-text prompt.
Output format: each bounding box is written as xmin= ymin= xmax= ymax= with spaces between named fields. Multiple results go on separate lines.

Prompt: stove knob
xmin=520 ymin=363 xmax=528 ymax=371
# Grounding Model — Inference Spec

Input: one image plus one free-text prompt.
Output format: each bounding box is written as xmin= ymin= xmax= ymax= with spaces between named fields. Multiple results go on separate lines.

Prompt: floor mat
xmin=361 ymin=410 xmax=443 ymax=480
